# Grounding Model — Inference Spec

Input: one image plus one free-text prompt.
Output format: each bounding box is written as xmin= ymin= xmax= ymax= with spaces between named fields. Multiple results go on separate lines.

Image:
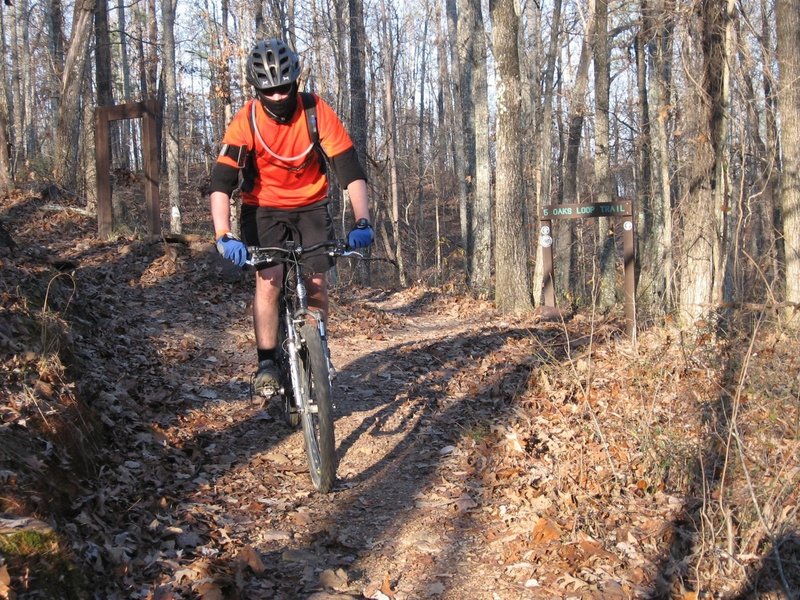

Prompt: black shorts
xmin=240 ymin=200 xmax=335 ymax=273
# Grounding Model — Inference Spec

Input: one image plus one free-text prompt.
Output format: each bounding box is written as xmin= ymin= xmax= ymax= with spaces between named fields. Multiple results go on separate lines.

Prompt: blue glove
xmin=216 ymin=233 xmax=248 ymax=266
xmin=348 ymin=219 xmax=374 ymax=249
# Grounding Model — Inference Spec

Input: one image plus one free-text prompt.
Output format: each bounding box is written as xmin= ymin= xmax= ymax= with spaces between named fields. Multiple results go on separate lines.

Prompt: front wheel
xmin=297 ymin=323 xmax=336 ymax=492
xmin=277 ymin=318 xmax=300 ymax=428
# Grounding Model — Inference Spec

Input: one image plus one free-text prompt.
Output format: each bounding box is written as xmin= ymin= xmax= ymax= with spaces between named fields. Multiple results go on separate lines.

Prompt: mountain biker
xmin=209 ymin=38 xmax=373 ymax=393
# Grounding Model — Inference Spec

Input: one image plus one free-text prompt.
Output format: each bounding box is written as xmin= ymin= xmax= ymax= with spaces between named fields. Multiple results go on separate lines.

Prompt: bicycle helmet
xmin=246 ymin=39 xmax=301 ymax=90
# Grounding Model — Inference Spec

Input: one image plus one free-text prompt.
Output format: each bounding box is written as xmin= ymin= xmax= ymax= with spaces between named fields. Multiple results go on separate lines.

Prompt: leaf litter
xmin=0 ymin=189 xmax=798 ymax=599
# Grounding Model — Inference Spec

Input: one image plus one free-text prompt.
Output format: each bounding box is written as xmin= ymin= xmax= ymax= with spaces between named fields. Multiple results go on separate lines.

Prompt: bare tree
xmin=532 ymin=0 xmax=563 ymax=303
xmin=675 ymin=0 xmax=730 ymax=324
xmin=0 ymin=6 xmax=13 ymax=190
xmin=560 ymin=0 xmax=595 ymax=303
xmin=445 ymin=0 xmax=470 ymax=278
xmin=162 ymin=0 xmax=181 ymax=233
xmin=0 ymin=68 xmax=12 ymax=192
xmin=491 ymin=0 xmax=533 ymax=313
xmin=350 ymin=0 xmax=371 ymax=285
xmin=117 ymin=0 xmax=135 ymax=169
xmin=54 ymin=0 xmax=95 ymax=190
xmin=413 ymin=10 xmax=430 ymax=280
xmin=593 ymin=0 xmax=616 ymax=310
xmin=460 ymin=0 xmax=491 ymax=297
xmin=776 ymin=0 xmax=800 ymax=314
xmin=11 ymin=0 xmax=29 ymax=167
xmin=95 ymin=0 xmax=113 ymax=107
xmin=380 ymin=0 xmax=407 ymax=286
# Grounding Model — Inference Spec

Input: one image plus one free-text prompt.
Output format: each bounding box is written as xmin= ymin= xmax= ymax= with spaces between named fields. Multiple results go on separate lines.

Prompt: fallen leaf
xmin=380 ymin=573 xmax=395 ymax=598
xmin=236 ymin=546 xmax=265 ymax=573
xmin=424 ymin=581 xmax=445 ymax=597
xmin=194 ymin=580 xmax=224 ymax=600
xmin=532 ymin=517 xmax=561 ymax=544
xmin=320 ymin=568 xmax=349 ymax=591
xmin=453 ymin=494 xmax=478 ymax=512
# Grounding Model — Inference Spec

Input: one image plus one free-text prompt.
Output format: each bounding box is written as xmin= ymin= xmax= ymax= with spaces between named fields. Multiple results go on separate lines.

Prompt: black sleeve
xmin=330 ymin=146 xmax=367 ymax=188
xmin=209 ymin=162 xmax=240 ymax=196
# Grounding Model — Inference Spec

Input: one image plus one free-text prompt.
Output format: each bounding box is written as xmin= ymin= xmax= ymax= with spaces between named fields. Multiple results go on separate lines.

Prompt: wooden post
xmin=95 ymin=111 xmax=112 ymax=238
xmin=540 ymin=219 xmax=556 ymax=308
xmin=623 ymin=216 xmax=636 ymax=341
xmin=142 ymin=100 xmax=160 ymax=239
xmin=95 ymin=100 xmax=160 ymax=240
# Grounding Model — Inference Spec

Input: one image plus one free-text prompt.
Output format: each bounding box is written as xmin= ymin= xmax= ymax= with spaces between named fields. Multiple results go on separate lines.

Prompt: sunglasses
xmin=258 ymin=83 xmax=294 ymax=96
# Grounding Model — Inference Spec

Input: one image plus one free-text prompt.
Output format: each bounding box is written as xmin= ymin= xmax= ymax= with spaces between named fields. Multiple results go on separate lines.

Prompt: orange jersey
xmin=216 ymin=94 xmax=354 ymax=209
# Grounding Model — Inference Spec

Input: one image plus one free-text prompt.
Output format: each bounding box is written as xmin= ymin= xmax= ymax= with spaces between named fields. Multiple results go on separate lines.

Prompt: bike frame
xmin=251 ymin=240 xmax=357 ymax=386
xmin=244 ymin=238 xmax=385 ymax=492
xmin=277 ymin=248 xmax=329 ymax=414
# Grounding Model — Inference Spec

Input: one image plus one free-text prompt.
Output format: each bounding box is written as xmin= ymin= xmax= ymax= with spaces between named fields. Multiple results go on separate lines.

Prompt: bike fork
xmin=285 ymin=319 xmax=319 ymax=417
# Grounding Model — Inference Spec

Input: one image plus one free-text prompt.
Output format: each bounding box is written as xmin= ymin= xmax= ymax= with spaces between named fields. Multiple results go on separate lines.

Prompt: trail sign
xmin=538 ymin=200 xmax=636 ymax=339
xmin=541 ymin=201 xmax=631 ymax=219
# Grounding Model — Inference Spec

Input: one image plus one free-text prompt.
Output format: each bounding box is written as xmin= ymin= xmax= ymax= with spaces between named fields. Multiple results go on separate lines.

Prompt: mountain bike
xmin=246 ymin=239 xmax=362 ymax=493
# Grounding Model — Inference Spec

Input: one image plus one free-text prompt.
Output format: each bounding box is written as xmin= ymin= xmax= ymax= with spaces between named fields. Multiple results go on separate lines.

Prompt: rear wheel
xmin=297 ymin=323 xmax=336 ymax=492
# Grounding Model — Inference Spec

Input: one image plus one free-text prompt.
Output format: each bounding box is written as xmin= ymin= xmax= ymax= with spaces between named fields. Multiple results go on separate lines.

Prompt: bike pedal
xmin=255 ymin=385 xmax=282 ymax=398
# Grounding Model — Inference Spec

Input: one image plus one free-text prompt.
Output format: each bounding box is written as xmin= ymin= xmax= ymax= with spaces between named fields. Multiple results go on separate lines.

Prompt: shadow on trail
xmin=730 ymin=533 xmax=800 ymax=600
xmin=645 ymin=314 xmax=799 ymax=599
xmin=2 ymin=191 xmax=588 ymax=597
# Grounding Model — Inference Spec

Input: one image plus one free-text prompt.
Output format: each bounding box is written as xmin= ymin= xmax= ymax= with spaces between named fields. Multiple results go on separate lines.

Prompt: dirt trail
xmin=10 ymin=194 xmax=792 ymax=600
xmin=57 ymin=235 xmax=541 ymax=599
xmin=165 ymin=279 xmax=518 ymax=600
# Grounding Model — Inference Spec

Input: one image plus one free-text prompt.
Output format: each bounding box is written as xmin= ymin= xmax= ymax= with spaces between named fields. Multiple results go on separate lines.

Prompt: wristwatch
xmin=355 ymin=218 xmax=371 ymax=229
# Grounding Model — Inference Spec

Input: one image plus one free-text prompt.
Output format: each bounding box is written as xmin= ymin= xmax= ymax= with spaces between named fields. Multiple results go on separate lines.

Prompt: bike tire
xmin=277 ymin=318 xmax=300 ymax=428
xmin=297 ymin=323 xmax=336 ymax=493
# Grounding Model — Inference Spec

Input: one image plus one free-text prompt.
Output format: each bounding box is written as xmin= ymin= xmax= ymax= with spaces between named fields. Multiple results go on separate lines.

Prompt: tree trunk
xmin=82 ymin=67 xmax=97 ymax=214
xmin=11 ymin=0 xmax=27 ymax=167
xmin=381 ymin=0 xmax=407 ymax=286
xmin=593 ymin=0 xmax=616 ymax=310
xmin=761 ymin=0 xmax=781 ymax=290
xmin=776 ymin=0 xmax=800 ymax=314
xmin=162 ymin=0 xmax=181 ymax=234
xmin=349 ymin=0 xmax=371 ymax=286
xmin=446 ymin=0 xmax=470 ymax=278
xmin=47 ymin=0 xmax=66 ymax=161
xmin=456 ymin=0 xmax=477 ymax=272
xmin=54 ymin=0 xmax=95 ymax=190
xmin=147 ymin=0 xmax=158 ymax=97
xmin=349 ymin=0 xmax=368 ymax=169
xmin=0 ymin=7 xmax=13 ymax=191
xmin=116 ymin=0 xmax=134 ymax=169
xmin=414 ymin=11 xmax=430 ymax=280
xmin=676 ymin=0 xmax=728 ymax=324
xmin=639 ymin=0 xmax=675 ymax=313
xmin=463 ymin=0 xmax=491 ymax=298
xmin=560 ymin=0 xmax=595 ymax=304
xmin=491 ymin=0 xmax=533 ymax=314
xmin=95 ymin=0 xmax=113 ymax=107
xmin=435 ymin=2 xmax=449 ymax=283
xmin=0 ymin=64 xmax=12 ymax=192
xmin=533 ymin=0 xmax=563 ymax=304
xmin=635 ymin=2 xmax=652 ymax=295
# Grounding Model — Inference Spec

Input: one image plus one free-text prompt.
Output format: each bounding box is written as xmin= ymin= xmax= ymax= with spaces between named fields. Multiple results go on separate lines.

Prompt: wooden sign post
xmin=95 ymin=100 xmax=160 ymax=240
xmin=539 ymin=200 xmax=636 ymax=338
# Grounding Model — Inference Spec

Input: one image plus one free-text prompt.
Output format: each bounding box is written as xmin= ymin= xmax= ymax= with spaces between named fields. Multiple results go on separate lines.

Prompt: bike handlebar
xmin=245 ymin=239 xmax=367 ymax=267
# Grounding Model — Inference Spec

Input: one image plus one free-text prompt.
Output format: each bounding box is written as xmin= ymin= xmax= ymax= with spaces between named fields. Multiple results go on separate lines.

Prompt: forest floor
xmin=1 ymin=185 xmax=799 ymax=600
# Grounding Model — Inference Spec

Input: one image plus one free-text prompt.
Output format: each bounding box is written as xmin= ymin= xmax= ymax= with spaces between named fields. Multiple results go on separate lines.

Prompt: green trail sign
xmin=540 ymin=201 xmax=632 ymax=219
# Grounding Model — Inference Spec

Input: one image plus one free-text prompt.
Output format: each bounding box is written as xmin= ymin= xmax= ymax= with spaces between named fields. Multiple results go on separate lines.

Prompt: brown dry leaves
xmin=2 ymin=190 xmax=798 ymax=599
